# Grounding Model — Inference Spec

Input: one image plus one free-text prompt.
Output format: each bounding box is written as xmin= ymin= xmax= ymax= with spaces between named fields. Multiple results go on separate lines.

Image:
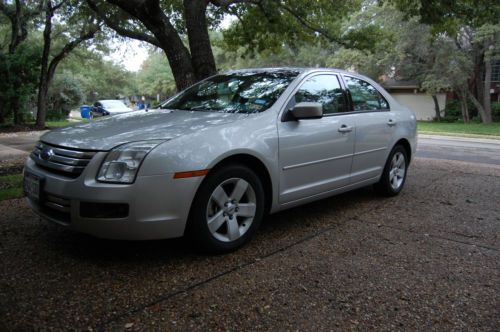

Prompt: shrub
xmin=47 ymin=71 xmax=84 ymax=120
xmin=492 ymin=101 xmax=500 ymax=121
xmin=443 ymin=99 xmax=478 ymax=121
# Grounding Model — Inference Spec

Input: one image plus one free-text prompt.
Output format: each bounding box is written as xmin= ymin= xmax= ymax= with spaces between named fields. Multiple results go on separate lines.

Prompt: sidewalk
xmin=418 ymin=131 xmax=500 ymax=140
xmin=418 ymin=133 xmax=500 ymax=145
xmin=0 ymin=130 xmax=46 ymax=161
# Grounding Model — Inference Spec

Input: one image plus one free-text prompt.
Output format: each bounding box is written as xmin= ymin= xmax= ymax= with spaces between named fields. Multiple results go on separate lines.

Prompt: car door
xmin=342 ymin=75 xmax=397 ymax=183
xmin=278 ymin=73 xmax=355 ymax=204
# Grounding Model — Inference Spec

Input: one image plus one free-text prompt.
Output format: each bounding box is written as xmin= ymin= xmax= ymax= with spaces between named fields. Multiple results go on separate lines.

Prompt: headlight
xmin=97 ymin=140 xmax=165 ymax=183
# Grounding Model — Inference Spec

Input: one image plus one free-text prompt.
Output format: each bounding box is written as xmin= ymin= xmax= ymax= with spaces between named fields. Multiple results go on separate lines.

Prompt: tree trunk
xmin=183 ymin=0 xmax=217 ymax=80
xmin=0 ymin=97 xmax=4 ymax=124
xmin=459 ymin=89 xmax=470 ymax=123
xmin=36 ymin=3 xmax=99 ymax=128
xmin=107 ymin=0 xmax=198 ymax=90
xmin=467 ymin=91 xmax=490 ymax=123
xmin=431 ymin=94 xmax=441 ymax=121
xmin=11 ymin=95 xmax=21 ymax=125
xmin=482 ymin=52 xmax=493 ymax=124
xmin=36 ymin=1 xmax=54 ymax=129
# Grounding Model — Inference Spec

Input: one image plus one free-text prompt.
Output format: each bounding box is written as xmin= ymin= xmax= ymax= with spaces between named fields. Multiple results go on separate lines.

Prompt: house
xmin=382 ymin=80 xmax=446 ymax=121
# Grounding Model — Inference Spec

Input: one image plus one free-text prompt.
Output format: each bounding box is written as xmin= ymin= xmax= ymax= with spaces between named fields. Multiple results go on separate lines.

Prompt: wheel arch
xmin=394 ymin=138 xmax=412 ymax=163
xmin=206 ymin=153 xmax=274 ymax=215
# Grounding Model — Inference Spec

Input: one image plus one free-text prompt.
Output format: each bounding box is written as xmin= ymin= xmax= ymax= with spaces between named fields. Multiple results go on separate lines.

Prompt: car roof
xmin=224 ymin=67 xmax=356 ymax=76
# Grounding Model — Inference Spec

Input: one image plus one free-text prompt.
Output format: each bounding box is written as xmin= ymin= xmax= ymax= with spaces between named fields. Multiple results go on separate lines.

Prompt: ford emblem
xmin=40 ymin=148 xmax=55 ymax=161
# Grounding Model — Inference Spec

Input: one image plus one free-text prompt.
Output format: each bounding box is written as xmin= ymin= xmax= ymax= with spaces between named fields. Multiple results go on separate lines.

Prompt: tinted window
xmin=344 ymin=76 xmax=389 ymax=111
xmin=294 ymin=75 xmax=346 ymax=114
xmin=161 ymin=71 xmax=300 ymax=113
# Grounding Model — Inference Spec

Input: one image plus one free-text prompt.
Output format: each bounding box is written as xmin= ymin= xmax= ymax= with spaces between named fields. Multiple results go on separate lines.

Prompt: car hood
xmin=40 ymin=109 xmax=247 ymax=150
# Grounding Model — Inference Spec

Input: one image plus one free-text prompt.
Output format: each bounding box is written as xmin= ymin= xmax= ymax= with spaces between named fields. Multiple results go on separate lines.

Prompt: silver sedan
xmin=23 ymin=68 xmax=417 ymax=252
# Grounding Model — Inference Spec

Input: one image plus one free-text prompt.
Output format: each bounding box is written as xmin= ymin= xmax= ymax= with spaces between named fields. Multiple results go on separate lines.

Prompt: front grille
xmin=31 ymin=142 xmax=97 ymax=177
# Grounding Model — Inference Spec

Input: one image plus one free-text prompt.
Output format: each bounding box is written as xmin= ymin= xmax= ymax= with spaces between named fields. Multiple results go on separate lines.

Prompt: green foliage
xmin=0 ymin=40 xmax=42 ymax=121
xmin=47 ymin=71 xmax=84 ymax=119
xmin=492 ymin=102 xmax=500 ymax=121
xmin=442 ymin=99 xmax=477 ymax=122
xmin=221 ymin=0 xmax=362 ymax=55
xmin=383 ymin=0 xmax=500 ymax=34
xmin=58 ymin=49 xmax=135 ymax=102
xmin=473 ymin=23 xmax=500 ymax=62
xmin=135 ymin=50 xmax=176 ymax=99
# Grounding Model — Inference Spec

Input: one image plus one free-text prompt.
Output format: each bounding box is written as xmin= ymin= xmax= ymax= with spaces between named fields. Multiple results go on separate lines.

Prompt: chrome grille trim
xmin=31 ymin=142 xmax=97 ymax=176
xmin=45 ymin=194 xmax=71 ymax=213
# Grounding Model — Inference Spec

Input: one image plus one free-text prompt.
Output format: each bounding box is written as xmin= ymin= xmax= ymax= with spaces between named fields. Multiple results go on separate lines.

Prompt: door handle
xmin=387 ymin=119 xmax=397 ymax=126
xmin=338 ymin=125 xmax=353 ymax=133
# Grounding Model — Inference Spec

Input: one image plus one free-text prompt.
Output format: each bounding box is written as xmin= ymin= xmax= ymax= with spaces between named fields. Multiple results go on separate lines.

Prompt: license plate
xmin=24 ymin=172 xmax=41 ymax=201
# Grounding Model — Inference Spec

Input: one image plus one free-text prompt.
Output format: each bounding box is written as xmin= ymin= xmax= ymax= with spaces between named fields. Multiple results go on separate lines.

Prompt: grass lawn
xmin=418 ymin=121 xmax=500 ymax=137
xmin=35 ymin=119 xmax=87 ymax=128
xmin=0 ymin=174 xmax=24 ymax=202
xmin=46 ymin=120 xmax=75 ymax=127
xmin=0 ymin=119 xmax=86 ymax=133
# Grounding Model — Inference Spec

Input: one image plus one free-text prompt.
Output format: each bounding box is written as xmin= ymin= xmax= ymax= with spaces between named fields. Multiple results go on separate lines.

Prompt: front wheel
xmin=187 ymin=164 xmax=265 ymax=253
xmin=374 ymin=145 xmax=408 ymax=196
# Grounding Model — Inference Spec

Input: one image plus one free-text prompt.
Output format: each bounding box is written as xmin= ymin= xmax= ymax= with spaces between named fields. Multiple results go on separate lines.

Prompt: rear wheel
xmin=374 ymin=145 xmax=408 ymax=196
xmin=187 ymin=164 xmax=265 ymax=253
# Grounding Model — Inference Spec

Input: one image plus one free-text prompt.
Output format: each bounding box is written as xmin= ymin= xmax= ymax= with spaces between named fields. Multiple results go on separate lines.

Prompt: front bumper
xmin=24 ymin=154 xmax=202 ymax=240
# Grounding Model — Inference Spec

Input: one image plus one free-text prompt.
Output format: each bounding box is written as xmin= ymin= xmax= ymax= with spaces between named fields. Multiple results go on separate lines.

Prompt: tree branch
xmin=210 ymin=0 xmax=260 ymax=8
xmin=273 ymin=1 xmax=348 ymax=47
xmin=47 ymin=24 xmax=101 ymax=80
xmin=86 ymin=0 xmax=161 ymax=47
xmin=0 ymin=2 xmax=15 ymax=20
xmin=52 ymin=0 xmax=68 ymax=12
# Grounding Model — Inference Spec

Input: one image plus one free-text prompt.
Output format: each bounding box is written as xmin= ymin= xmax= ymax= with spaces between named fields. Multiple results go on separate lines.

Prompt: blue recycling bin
xmin=80 ymin=105 xmax=91 ymax=119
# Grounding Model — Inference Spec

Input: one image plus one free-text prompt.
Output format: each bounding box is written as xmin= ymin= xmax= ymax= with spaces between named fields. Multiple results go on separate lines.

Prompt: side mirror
xmin=290 ymin=102 xmax=323 ymax=119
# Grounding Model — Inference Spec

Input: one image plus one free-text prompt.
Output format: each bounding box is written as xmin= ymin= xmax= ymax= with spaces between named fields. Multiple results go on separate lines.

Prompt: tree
xmin=35 ymin=0 xmax=101 ymax=128
xmin=47 ymin=70 xmax=84 ymax=119
xmin=469 ymin=23 xmax=500 ymax=124
xmin=420 ymin=37 xmax=473 ymax=122
xmin=383 ymin=0 xmax=500 ymax=122
xmin=57 ymin=49 xmax=135 ymax=102
xmin=326 ymin=4 xmax=477 ymax=122
xmin=86 ymin=0 xmax=218 ymax=91
xmin=0 ymin=0 xmax=44 ymax=124
xmin=136 ymin=50 xmax=176 ymax=100
xmin=87 ymin=0 xmax=361 ymax=91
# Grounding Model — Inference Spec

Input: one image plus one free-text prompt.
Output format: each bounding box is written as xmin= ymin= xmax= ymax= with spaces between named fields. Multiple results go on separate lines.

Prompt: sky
xmin=106 ymin=39 xmax=150 ymax=72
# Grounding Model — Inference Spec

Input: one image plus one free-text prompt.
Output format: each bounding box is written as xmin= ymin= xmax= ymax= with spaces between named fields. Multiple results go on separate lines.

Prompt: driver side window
xmin=294 ymin=74 xmax=347 ymax=115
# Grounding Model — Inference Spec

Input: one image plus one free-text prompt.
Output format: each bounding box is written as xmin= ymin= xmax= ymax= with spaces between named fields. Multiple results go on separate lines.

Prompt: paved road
xmin=416 ymin=134 xmax=500 ymax=165
xmin=1 ymin=158 xmax=499 ymax=330
xmin=0 ymin=131 xmax=46 ymax=161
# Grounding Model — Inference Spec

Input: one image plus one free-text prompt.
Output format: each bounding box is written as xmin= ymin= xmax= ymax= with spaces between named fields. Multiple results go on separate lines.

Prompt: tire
xmin=374 ymin=145 xmax=408 ymax=197
xmin=187 ymin=164 xmax=265 ymax=253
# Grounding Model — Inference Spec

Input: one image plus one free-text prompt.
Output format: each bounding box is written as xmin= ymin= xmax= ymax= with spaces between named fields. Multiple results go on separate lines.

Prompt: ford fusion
xmin=24 ymin=68 xmax=417 ymax=252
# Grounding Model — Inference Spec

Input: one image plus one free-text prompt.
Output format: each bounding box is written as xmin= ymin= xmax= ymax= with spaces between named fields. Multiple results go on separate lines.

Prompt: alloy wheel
xmin=389 ymin=151 xmax=406 ymax=190
xmin=206 ymin=178 xmax=257 ymax=242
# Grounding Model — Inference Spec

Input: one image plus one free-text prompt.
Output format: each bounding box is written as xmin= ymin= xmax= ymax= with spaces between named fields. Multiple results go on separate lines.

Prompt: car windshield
xmin=101 ymin=100 xmax=126 ymax=109
xmin=160 ymin=70 xmax=300 ymax=113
